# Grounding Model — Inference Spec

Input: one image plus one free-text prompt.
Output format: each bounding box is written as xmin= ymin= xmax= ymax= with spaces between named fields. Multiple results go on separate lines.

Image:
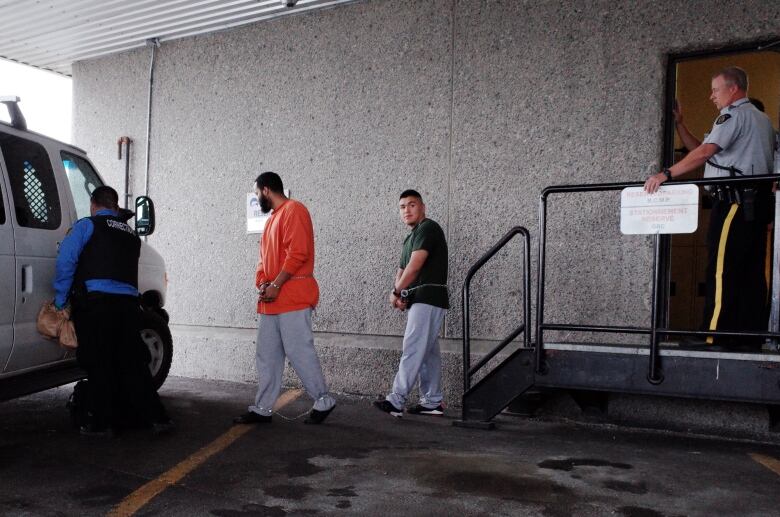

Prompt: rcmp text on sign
xmin=620 ymin=184 xmax=699 ymax=235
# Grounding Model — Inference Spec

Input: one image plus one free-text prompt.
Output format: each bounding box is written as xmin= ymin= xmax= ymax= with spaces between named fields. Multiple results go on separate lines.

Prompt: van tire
xmin=139 ymin=310 xmax=173 ymax=390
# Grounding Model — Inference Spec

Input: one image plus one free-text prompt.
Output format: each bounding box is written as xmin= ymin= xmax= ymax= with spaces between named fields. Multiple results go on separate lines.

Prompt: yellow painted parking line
xmin=108 ymin=388 xmax=304 ymax=517
xmin=750 ymin=453 xmax=780 ymax=477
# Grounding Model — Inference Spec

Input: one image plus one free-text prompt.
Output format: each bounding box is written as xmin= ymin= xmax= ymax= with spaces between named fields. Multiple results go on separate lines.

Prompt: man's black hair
xmin=399 ymin=189 xmax=423 ymax=202
xmin=91 ymin=186 xmax=119 ymax=210
xmin=255 ymin=171 xmax=284 ymax=194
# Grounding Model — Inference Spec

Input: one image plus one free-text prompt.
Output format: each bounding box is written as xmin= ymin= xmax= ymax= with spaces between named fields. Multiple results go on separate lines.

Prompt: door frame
xmin=661 ymin=37 xmax=780 ymax=327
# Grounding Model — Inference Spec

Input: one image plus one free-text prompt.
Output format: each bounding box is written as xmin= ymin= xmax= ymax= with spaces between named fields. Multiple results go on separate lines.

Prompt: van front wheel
xmin=139 ymin=310 xmax=173 ymax=390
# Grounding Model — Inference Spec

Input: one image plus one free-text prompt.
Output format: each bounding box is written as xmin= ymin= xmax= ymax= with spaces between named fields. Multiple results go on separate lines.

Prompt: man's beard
xmin=259 ymin=194 xmax=272 ymax=214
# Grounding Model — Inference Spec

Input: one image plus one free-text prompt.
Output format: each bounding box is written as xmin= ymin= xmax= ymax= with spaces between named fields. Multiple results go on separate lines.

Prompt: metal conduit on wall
xmin=144 ymin=38 xmax=159 ymax=200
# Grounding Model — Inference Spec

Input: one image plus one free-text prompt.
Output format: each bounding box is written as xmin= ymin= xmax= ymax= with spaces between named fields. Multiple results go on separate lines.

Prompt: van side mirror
xmin=135 ymin=196 xmax=156 ymax=236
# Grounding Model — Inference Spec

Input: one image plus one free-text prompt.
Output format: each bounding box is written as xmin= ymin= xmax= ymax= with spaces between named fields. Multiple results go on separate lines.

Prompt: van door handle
xmin=21 ymin=265 xmax=33 ymax=294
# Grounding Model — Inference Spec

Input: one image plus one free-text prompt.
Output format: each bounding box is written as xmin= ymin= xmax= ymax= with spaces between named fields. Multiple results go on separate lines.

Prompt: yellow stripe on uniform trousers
xmin=707 ymin=203 xmax=739 ymax=345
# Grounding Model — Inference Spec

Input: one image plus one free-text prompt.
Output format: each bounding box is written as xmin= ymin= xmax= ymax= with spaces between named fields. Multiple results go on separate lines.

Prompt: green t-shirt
xmin=400 ymin=218 xmax=449 ymax=309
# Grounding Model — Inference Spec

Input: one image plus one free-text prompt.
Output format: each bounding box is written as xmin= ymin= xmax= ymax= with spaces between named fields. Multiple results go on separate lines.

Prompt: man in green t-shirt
xmin=374 ymin=190 xmax=449 ymax=418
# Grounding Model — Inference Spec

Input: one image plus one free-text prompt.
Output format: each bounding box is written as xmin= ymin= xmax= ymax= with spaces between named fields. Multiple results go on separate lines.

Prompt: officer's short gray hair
xmin=715 ymin=67 xmax=748 ymax=92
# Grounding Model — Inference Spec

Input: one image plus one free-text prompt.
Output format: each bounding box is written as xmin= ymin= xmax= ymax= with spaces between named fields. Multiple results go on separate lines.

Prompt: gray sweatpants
xmin=386 ymin=303 xmax=447 ymax=409
xmin=249 ymin=308 xmax=335 ymax=416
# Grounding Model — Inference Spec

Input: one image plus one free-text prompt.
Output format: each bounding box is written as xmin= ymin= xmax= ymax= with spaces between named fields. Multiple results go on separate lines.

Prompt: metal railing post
xmin=535 ymin=192 xmax=548 ymax=374
xmin=770 ymin=193 xmax=780 ymax=349
xmin=461 ymin=227 xmax=531 ymax=395
xmin=648 ymin=234 xmax=664 ymax=384
xmin=523 ymin=229 xmax=531 ymax=350
xmin=462 ymin=281 xmax=472 ymax=392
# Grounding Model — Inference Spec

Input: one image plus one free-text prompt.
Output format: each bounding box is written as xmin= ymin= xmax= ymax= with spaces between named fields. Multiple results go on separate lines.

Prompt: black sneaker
xmin=233 ymin=411 xmax=272 ymax=424
xmin=407 ymin=404 xmax=444 ymax=416
xmin=304 ymin=406 xmax=335 ymax=425
xmin=373 ymin=400 xmax=403 ymax=418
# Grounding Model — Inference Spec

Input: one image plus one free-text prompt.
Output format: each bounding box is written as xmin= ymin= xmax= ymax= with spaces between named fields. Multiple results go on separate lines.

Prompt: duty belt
xmin=707 ymin=184 xmax=743 ymax=203
xmin=707 ymin=185 xmax=767 ymax=222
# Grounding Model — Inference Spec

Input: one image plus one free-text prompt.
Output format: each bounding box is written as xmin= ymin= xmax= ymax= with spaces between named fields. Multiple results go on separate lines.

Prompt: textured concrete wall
xmin=169 ymin=325 xmax=479 ymax=405
xmin=72 ymin=0 xmax=780 ymax=388
xmin=73 ymin=49 xmax=150 ymax=210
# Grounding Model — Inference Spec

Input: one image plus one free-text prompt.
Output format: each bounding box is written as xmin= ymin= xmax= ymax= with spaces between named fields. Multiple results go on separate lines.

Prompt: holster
xmin=710 ymin=185 xmax=771 ymax=223
xmin=741 ymin=187 xmax=757 ymax=222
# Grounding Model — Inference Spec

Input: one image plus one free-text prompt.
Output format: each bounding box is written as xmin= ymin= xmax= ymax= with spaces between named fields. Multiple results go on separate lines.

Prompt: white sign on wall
xmin=246 ymin=189 xmax=291 ymax=234
xmin=620 ymin=184 xmax=699 ymax=235
xmin=246 ymin=193 xmax=268 ymax=234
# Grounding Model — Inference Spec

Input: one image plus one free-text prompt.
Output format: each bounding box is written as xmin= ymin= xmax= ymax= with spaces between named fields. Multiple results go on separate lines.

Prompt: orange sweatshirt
xmin=255 ymin=199 xmax=319 ymax=315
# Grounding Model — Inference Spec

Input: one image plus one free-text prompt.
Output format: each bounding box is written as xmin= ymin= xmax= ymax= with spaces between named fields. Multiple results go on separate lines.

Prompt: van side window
xmin=61 ymin=152 xmax=102 ymax=220
xmin=0 ymin=134 xmax=61 ymax=230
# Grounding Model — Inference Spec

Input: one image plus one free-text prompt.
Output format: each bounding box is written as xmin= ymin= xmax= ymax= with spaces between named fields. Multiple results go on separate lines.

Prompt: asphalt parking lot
xmin=1 ymin=377 xmax=780 ymax=517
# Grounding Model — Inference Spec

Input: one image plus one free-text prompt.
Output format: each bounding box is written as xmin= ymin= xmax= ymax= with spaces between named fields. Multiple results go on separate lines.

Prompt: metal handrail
xmin=462 ymin=226 xmax=531 ymax=391
xmin=535 ymin=173 xmax=780 ymax=383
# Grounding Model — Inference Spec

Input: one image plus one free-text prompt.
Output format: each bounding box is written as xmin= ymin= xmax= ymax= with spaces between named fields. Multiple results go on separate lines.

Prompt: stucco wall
xmin=72 ymin=0 xmax=780 ymax=354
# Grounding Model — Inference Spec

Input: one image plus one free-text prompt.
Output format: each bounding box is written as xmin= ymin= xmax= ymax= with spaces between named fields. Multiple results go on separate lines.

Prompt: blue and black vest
xmin=73 ymin=215 xmax=141 ymax=289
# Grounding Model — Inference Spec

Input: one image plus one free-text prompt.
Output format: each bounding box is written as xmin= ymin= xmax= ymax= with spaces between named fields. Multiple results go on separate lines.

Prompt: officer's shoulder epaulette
xmin=715 ymin=114 xmax=732 ymax=125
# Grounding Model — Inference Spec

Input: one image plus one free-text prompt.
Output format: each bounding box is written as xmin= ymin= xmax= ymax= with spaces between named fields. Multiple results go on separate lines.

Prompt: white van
xmin=0 ymin=97 xmax=172 ymax=400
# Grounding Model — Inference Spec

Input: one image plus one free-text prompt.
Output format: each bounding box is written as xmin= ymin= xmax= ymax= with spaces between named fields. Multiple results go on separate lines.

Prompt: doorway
xmin=666 ymin=44 xmax=780 ymax=330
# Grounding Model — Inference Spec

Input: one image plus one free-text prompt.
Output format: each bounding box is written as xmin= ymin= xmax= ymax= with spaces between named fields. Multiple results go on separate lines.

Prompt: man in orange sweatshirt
xmin=234 ymin=172 xmax=335 ymax=425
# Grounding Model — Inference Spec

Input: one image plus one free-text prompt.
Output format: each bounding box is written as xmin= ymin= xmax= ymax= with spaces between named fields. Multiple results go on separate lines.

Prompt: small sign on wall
xmin=620 ymin=184 xmax=699 ymax=235
xmin=246 ymin=189 xmax=290 ymax=234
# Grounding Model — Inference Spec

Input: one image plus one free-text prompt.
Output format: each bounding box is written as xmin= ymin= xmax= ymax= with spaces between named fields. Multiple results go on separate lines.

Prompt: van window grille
xmin=0 ymin=133 xmax=61 ymax=230
xmin=22 ymin=161 xmax=49 ymax=223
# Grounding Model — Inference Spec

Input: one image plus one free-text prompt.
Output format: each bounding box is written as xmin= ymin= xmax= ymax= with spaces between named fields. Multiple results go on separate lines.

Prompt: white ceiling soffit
xmin=0 ymin=0 xmax=359 ymax=76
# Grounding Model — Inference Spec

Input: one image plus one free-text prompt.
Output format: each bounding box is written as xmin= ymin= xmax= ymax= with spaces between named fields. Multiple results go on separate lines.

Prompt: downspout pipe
xmin=117 ymin=136 xmax=132 ymax=209
xmin=144 ymin=38 xmax=160 ymax=199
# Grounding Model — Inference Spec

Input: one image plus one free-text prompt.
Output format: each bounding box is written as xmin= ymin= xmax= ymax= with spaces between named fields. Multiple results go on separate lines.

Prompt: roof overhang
xmin=0 ymin=0 xmax=359 ymax=76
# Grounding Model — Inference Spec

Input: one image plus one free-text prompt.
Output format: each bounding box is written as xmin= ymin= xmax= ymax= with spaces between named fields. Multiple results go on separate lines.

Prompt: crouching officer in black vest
xmin=53 ymin=186 xmax=172 ymax=436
